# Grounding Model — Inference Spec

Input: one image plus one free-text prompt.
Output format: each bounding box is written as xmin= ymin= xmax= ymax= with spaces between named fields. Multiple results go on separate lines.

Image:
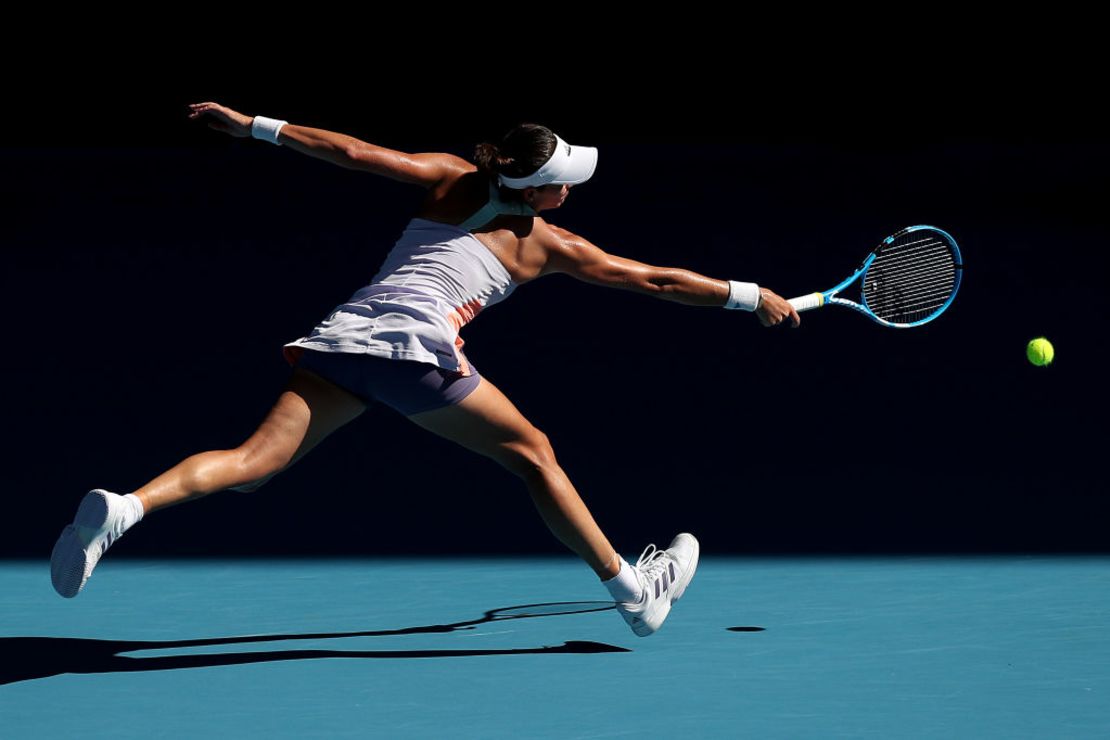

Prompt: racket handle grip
xmin=787 ymin=293 xmax=825 ymax=312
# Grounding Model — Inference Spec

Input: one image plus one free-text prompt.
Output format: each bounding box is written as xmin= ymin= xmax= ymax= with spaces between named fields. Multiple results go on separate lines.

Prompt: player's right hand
xmin=755 ymin=288 xmax=801 ymax=328
xmin=186 ymin=102 xmax=252 ymax=138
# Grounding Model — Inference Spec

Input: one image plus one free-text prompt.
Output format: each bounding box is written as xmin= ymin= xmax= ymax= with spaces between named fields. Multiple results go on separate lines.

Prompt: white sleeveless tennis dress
xmin=282 ymin=181 xmax=536 ymax=377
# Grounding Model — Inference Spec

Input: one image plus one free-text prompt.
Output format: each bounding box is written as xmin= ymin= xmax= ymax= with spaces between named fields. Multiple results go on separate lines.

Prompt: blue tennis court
xmin=4 ymin=556 xmax=1108 ymax=738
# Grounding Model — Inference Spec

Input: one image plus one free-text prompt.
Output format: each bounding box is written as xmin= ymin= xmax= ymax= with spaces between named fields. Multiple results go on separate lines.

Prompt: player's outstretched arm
xmin=538 ymin=222 xmax=799 ymax=327
xmin=185 ymin=102 xmax=463 ymax=188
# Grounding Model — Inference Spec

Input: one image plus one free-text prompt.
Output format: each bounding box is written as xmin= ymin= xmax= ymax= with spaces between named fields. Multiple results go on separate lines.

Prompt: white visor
xmin=497 ymin=133 xmax=598 ymax=189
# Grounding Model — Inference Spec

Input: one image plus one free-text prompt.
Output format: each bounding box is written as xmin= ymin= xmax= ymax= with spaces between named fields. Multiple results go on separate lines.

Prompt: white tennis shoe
xmin=51 ymin=489 xmax=135 ymax=598
xmin=615 ymin=533 xmax=700 ymax=637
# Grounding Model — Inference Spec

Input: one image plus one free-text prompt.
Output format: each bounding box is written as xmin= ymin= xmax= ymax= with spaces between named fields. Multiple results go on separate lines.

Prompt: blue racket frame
xmin=797 ymin=225 xmax=963 ymax=328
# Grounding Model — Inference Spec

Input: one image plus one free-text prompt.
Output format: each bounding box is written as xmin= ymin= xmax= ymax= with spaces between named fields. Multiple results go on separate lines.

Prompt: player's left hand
xmin=186 ymin=102 xmax=253 ymax=138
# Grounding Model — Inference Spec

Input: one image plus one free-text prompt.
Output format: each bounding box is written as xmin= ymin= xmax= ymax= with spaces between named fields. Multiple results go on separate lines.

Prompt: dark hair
xmin=473 ymin=123 xmax=557 ymax=203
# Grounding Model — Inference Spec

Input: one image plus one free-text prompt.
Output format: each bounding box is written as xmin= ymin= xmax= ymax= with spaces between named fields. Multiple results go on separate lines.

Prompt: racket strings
xmin=863 ymin=233 xmax=958 ymax=324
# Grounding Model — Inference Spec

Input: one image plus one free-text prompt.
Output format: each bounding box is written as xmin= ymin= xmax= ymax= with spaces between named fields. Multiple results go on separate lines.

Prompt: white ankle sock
xmin=602 ymin=557 xmax=643 ymax=604
xmin=120 ymin=493 xmax=145 ymax=531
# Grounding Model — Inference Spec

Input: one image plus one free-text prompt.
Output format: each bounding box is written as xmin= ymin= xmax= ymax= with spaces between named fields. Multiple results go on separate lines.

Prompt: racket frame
xmin=788 ymin=225 xmax=962 ymax=328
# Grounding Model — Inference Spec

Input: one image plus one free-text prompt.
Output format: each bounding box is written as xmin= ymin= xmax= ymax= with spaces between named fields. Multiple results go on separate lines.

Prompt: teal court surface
xmin=3 ymin=557 xmax=1109 ymax=738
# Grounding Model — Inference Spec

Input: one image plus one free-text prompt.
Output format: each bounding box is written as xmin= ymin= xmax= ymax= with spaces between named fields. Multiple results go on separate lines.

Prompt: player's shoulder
xmin=443 ymin=153 xmax=477 ymax=172
xmin=424 ymin=155 xmax=483 ymax=197
xmin=523 ymin=219 xmax=603 ymax=278
xmin=424 ymin=152 xmax=477 ymax=178
xmin=530 ymin=217 xmax=581 ymax=248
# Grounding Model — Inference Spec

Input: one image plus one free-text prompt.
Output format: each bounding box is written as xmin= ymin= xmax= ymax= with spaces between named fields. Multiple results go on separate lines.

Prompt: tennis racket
xmin=787 ymin=225 xmax=963 ymax=328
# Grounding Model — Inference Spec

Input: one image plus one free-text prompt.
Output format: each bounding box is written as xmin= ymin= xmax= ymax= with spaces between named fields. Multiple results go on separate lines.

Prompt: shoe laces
xmin=634 ymin=543 xmax=670 ymax=584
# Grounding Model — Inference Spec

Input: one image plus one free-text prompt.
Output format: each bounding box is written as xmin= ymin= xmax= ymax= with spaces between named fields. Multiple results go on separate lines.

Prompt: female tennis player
xmin=51 ymin=102 xmax=801 ymax=637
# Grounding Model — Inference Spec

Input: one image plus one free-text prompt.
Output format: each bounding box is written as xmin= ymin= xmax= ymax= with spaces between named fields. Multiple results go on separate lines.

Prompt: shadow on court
xmin=2 ymin=601 xmax=626 ymax=686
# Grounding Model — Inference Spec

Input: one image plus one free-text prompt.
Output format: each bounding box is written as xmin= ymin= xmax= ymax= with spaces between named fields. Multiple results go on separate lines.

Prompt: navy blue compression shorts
xmin=293 ymin=348 xmax=482 ymax=416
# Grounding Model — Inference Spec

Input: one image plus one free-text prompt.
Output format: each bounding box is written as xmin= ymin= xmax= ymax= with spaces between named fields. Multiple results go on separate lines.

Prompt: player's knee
xmin=232 ymin=442 xmax=291 ymax=491
xmin=503 ymin=428 xmax=559 ymax=481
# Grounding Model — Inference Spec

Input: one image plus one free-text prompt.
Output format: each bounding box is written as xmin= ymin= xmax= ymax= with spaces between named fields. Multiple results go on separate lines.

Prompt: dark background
xmin=4 ymin=36 xmax=1106 ymax=557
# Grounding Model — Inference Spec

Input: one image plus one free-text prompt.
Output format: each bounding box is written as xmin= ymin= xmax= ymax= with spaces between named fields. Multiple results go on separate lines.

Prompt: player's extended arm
xmin=186 ymin=102 xmax=462 ymax=188
xmin=278 ymin=126 xmax=463 ymax=187
xmin=540 ymin=223 xmax=800 ymax=326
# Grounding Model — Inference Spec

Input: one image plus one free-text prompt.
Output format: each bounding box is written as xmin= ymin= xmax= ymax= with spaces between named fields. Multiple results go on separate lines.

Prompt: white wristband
xmin=251 ymin=115 xmax=287 ymax=145
xmin=725 ymin=280 xmax=762 ymax=311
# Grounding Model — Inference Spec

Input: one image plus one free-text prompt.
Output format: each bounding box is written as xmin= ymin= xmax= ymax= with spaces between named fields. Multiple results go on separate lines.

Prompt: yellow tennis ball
xmin=1027 ymin=337 xmax=1054 ymax=366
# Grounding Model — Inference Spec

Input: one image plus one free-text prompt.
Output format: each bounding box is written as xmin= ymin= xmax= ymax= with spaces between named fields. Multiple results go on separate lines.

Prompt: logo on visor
xmin=563 ymin=144 xmax=571 ymax=156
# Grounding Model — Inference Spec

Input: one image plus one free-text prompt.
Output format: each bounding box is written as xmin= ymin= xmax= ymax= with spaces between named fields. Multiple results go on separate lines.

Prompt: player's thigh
xmin=405 ymin=376 xmax=552 ymax=473
xmin=241 ymin=368 xmax=368 ymax=471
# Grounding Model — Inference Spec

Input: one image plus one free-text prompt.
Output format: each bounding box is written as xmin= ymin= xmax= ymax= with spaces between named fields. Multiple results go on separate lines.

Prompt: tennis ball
xmin=1026 ymin=337 xmax=1054 ymax=366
